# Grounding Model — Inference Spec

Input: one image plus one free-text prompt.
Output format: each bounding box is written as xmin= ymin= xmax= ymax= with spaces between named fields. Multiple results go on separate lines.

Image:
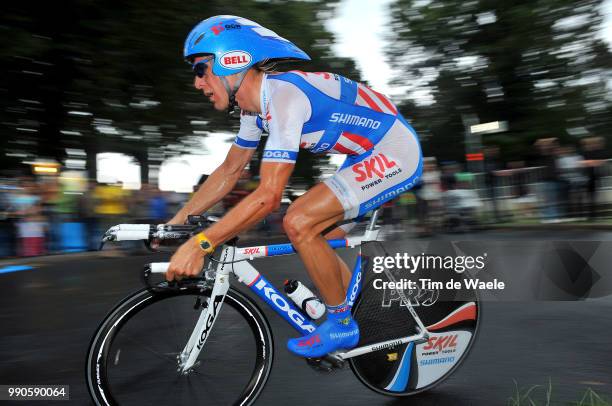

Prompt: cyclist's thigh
xmin=324 ymin=120 xmax=423 ymax=220
xmin=286 ymin=182 xmax=346 ymax=235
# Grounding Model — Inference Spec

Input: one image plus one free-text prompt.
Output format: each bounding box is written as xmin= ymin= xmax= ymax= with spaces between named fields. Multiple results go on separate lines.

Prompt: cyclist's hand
xmin=166 ymin=237 xmax=205 ymax=281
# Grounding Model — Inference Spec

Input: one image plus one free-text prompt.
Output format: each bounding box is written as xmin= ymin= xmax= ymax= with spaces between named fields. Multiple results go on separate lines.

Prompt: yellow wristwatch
xmin=195 ymin=232 xmax=215 ymax=254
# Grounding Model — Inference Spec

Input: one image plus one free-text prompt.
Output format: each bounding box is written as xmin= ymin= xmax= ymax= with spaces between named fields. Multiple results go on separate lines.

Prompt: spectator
xmin=0 ymin=179 xmax=18 ymax=257
xmin=533 ymin=138 xmax=561 ymax=223
xmin=39 ymin=177 xmax=61 ymax=252
xmin=414 ymin=157 xmax=441 ymax=234
xmin=148 ymin=186 xmax=169 ymax=223
xmin=508 ymin=161 xmax=528 ymax=199
xmin=484 ymin=146 xmax=502 ymax=222
xmin=12 ymin=177 xmax=46 ymax=257
xmin=581 ymin=136 xmax=607 ymax=220
xmin=79 ymin=180 xmax=100 ymax=251
xmin=557 ymin=145 xmax=586 ymax=219
xmin=440 ymin=163 xmax=458 ymax=192
xmin=93 ymin=182 xmax=129 ymax=239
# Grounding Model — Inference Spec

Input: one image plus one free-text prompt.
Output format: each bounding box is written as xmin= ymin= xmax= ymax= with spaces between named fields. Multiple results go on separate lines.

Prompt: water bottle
xmin=284 ymin=279 xmax=326 ymax=320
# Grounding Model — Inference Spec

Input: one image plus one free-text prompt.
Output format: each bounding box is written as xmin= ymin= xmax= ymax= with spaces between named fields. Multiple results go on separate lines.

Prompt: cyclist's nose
xmin=194 ymin=76 xmax=205 ymax=90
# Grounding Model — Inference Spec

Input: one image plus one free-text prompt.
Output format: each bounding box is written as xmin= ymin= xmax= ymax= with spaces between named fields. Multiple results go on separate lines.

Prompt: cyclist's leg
xmin=323 ymin=224 xmax=353 ymax=293
xmin=283 ymin=185 xmax=362 ymax=357
xmin=285 ymin=119 xmax=423 ymax=357
xmin=283 ymin=185 xmax=370 ymax=303
xmin=283 ymin=184 xmax=347 ymax=306
xmin=321 ymin=120 xmax=422 ymax=296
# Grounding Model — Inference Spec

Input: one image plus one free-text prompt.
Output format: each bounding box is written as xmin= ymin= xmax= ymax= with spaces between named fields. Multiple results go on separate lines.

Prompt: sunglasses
xmin=192 ymin=57 xmax=213 ymax=78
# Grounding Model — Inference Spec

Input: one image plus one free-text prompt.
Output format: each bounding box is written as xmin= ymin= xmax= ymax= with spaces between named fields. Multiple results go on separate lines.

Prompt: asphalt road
xmin=1 ymin=230 xmax=611 ymax=405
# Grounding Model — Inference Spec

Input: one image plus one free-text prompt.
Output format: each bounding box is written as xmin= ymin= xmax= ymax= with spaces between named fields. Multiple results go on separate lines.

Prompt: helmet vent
xmin=194 ymin=33 xmax=205 ymax=46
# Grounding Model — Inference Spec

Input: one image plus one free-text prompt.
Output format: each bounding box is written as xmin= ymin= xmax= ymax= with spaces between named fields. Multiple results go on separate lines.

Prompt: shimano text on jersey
xmin=329 ymin=113 xmax=381 ymax=130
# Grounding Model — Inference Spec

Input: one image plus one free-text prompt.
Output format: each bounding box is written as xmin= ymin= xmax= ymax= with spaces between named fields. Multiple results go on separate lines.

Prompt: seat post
xmin=366 ymin=209 xmax=381 ymax=231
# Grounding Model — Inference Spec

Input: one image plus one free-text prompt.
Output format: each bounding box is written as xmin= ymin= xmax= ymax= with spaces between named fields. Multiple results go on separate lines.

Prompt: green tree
xmin=1 ymin=0 xmax=361 ymax=184
xmin=387 ymin=0 xmax=612 ymax=162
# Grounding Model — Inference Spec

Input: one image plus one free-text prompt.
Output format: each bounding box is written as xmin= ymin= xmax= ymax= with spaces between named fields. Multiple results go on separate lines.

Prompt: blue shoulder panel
xmin=339 ymin=76 xmax=358 ymax=104
xmin=268 ymin=72 xmax=397 ymax=153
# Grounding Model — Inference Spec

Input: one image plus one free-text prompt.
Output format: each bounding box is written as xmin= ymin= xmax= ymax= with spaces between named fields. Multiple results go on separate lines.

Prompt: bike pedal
xmin=305 ymin=354 xmax=345 ymax=373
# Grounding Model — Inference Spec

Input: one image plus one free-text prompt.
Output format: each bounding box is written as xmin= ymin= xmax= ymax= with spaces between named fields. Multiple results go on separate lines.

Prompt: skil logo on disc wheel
xmin=220 ymin=51 xmax=252 ymax=69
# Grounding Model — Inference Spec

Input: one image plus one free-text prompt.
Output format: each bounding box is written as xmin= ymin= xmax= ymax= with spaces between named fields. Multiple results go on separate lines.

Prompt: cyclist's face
xmin=193 ymin=56 xmax=229 ymax=110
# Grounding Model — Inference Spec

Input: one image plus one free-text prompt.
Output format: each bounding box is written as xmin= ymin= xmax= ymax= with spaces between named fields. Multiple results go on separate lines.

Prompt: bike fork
xmin=177 ymin=248 xmax=232 ymax=373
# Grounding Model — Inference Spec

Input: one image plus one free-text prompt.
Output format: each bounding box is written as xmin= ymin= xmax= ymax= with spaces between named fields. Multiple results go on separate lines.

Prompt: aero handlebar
xmin=99 ymin=215 xmax=219 ymax=288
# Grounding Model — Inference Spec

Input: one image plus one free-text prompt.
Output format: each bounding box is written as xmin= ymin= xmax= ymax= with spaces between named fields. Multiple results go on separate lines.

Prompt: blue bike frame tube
xmin=346 ymin=251 xmax=363 ymax=307
xmin=247 ymin=272 xmax=317 ymax=335
xmin=264 ymin=238 xmax=348 ymax=257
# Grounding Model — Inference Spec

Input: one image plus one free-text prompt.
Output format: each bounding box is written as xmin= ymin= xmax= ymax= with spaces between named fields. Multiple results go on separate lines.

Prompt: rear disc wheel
xmin=349 ymin=282 xmax=480 ymax=396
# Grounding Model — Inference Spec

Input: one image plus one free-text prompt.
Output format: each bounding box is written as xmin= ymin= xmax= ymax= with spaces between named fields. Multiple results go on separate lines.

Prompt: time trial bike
xmin=86 ymin=208 xmax=480 ymax=405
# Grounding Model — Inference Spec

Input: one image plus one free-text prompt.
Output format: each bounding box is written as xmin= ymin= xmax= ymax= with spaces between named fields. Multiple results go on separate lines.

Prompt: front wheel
xmin=86 ymin=285 xmax=274 ymax=405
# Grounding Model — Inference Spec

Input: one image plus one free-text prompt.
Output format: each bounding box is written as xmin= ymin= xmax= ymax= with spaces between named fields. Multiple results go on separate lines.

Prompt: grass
xmin=508 ymin=379 xmax=610 ymax=406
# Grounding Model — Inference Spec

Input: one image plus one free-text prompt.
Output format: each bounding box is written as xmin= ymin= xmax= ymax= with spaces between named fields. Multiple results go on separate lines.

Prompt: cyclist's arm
xmin=198 ymin=82 xmax=310 ymax=241
xmin=166 ymin=161 xmax=291 ymax=281
xmin=199 ymin=161 xmax=293 ymax=245
xmin=169 ymin=145 xmax=255 ymax=224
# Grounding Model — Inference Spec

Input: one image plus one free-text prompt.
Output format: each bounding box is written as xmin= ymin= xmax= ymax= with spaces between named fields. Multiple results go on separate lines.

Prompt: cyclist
xmin=167 ymin=15 xmax=423 ymax=358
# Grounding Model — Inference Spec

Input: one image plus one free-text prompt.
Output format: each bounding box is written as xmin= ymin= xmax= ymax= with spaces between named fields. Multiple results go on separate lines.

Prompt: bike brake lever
xmin=142 ymin=265 xmax=205 ymax=292
xmin=187 ymin=215 xmax=208 ymax=227
xmin=142 ymin=264 xmax=171 ymax=291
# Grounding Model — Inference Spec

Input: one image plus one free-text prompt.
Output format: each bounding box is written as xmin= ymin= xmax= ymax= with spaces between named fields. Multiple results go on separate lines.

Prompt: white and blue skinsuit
xmin=235 ymin=70 xmax=423 ymax=221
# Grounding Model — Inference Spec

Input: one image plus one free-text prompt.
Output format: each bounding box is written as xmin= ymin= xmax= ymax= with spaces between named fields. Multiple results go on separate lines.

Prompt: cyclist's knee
xmin=283 ymin=210 xmax=315 ymax=244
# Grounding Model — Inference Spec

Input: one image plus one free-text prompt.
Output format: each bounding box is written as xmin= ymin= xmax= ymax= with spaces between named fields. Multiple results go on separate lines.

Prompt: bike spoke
xmin=190 ymin=372 xmax=224 ymax=404
xmin=154 ymin=374 xmax=183 ymax=405
xmin=110 ymin=362 xmax=179 ymax=397
xmin=166 ymin=302 xmax=183 ymax=352
xmin=120 ymin=334 xmax=178 ymax=365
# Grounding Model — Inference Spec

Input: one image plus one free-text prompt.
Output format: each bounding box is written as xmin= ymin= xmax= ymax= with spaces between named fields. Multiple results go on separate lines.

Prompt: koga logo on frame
xmin=196 ymin=295 xmax=224 ymax=350
xmin=254 ymin=278 xmax=315 ymax=333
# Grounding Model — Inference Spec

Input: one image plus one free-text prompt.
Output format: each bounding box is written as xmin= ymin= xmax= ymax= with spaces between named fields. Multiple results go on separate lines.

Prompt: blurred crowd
xmin=0 ymin=169 xmax=282 ymax=258
xmin=0 ymin=178 xmax=179 ymax=257
xmin=1 ymin=135 xmax=610 ymax=258
xmin=406 ymin=136 xmax=610 ymax=235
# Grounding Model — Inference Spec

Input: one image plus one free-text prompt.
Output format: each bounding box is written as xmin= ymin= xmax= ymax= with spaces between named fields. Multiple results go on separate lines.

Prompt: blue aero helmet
xmin=184 ymin=15 xmax=311 ymax=110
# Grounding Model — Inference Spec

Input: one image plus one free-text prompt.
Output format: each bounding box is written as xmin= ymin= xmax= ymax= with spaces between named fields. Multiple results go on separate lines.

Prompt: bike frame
xmin=177 ymin=210 xmax=430 ymax=373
